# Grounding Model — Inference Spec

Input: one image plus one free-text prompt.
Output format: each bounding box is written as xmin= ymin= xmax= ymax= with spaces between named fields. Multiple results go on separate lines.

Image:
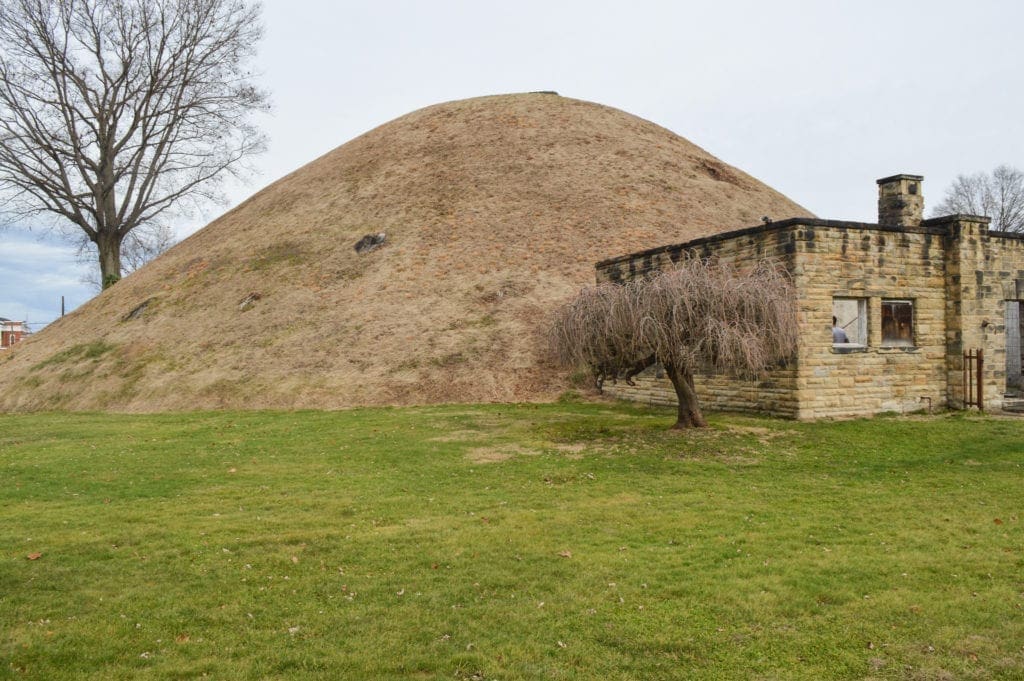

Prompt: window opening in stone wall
xmin=881 ymin=300 xmax=914 ymax=347
xmin=1005 ymin=301 xmax=1023 ymax=394
xmin=832 ymin=297 xmax=867 ymax=350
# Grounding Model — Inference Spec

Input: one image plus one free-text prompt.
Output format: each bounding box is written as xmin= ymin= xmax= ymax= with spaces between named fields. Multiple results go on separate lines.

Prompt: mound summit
xmin=0 ymin=93 xmax=810 ymax=411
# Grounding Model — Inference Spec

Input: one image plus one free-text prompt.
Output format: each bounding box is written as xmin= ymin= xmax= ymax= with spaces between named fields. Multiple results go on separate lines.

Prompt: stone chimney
xmin=877 ymin=174 xmax=924 ymax=227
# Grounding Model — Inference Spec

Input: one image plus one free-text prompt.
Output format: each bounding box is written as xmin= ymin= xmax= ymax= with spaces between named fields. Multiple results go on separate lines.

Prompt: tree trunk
xmin=96 ymin=232 xmax=123 ymax=289
xmin=665 ymin=363 xmax=708 ymax=428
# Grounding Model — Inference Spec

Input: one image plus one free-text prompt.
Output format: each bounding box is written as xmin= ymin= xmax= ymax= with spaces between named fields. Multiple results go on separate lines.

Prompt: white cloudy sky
xmin=2 ymin=0 xmax=1023 ymax=328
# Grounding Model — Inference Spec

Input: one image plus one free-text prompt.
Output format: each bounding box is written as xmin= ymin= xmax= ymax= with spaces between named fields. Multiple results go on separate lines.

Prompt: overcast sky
xmin=3 ymin=0 xmax=1023 ymax=328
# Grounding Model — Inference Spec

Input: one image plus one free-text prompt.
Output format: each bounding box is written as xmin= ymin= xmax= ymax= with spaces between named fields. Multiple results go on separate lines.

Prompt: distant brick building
xmin=0 ymin=318 xmax=29 ymax=350
xmin=596 ymin=175 xmax=1024 ymax=419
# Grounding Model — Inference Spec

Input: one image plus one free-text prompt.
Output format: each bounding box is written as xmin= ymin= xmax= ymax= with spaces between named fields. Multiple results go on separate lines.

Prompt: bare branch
xmin=0 ymin=0 xmax=268 ymax=287
xmin=933 ymin=165 xmax=1024 ymax=233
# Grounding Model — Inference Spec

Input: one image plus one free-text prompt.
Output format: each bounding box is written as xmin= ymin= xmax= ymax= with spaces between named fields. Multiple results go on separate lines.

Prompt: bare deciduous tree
xmin=932 ymin=165 xmax=1024 ymax=233
xmin=0 ymin=0 xmax=268 ymax=288
xmin=551 ymin=258 xmax=798 ymax=429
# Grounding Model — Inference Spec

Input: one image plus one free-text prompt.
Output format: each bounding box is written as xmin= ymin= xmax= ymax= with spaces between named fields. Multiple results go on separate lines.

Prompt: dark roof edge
xmin=596 ymin=217 xmax=947 ymax=268
xmin=877 ymin=173 xmax=924 ymax=184
xmin=921 ymin=213 xmax=992 ymax=226
xmin=989 ymin=229 xmax=1024 ymax=241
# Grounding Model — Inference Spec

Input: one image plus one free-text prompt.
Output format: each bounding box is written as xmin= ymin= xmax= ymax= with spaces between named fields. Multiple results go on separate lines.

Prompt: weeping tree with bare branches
xmin=0 ymin=0 xmax=268 ymax=288
xmin=551 ymin=258 xmax=798 ymax=429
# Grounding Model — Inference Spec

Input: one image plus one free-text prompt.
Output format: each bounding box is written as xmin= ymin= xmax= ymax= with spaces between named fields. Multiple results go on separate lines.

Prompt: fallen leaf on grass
xmin=558 ymin=550 xmax=572 ymax=558
xmin=175 ymin=634 xmax=190 ymax=644
xmin=994 ymin=518 xmax=1003 ymax=525
xmin=291 ymin=556 xmax=299 ymax=564
xmin=26 ymin=552 xmax=42 ymax=560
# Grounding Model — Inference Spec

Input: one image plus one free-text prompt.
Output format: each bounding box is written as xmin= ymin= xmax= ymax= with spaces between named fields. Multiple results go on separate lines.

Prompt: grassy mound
xmin=0 ymin=93 xmax=810 ymax=411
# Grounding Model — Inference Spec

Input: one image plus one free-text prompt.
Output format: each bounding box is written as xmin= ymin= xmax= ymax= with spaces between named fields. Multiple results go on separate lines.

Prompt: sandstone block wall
xmin=792 ymin=221 xmax=949 ymax=418
xmin=941 ymin=219 xmax=1024 ymax=409
xmin=594 ymin=216 xmax=1024 ymax=420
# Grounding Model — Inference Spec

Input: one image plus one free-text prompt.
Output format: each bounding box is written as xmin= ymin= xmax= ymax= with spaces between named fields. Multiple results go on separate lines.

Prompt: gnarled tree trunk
xmin=96 ymin=232 xmax=123 ymax=289
xmin=665 ymin=363 xmax=707 ymax=429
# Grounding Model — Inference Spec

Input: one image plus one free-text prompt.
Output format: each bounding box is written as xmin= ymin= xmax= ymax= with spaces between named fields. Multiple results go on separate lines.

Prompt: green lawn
xmin=1 ymin=402 xmax=1022 ymax=680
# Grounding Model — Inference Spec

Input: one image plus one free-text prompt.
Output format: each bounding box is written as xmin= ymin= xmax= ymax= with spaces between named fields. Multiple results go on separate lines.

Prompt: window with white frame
xmin=832 ymin=297 xmax=867 ymax=347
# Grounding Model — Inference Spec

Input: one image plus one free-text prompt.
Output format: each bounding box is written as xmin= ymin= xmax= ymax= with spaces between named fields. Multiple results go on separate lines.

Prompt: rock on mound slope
xmin=0 ymin=93 xmax=811 ymax=411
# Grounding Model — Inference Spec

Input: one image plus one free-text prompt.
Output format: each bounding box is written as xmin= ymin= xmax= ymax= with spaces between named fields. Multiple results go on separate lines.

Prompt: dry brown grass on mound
xmin=0 ymin=93 xmax=811 ymax=412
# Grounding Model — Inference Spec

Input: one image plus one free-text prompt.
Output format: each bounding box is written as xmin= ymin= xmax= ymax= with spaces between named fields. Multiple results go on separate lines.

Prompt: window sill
xmin=830 ymin=344 xmax=921 ymax=354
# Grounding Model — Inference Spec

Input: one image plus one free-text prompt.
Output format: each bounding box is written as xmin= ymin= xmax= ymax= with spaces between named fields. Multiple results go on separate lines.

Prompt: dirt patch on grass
xmin=725 ymin=425 xmax=795 ymax=437
xmin=724 ymin=424 xmax=798 ymax=446
xmin=552 ymin=442 xmax=587 ymax=459
xmin=431 ymin=429 xmax=489 ymax=443
xmin=466 ymin=443 xmax=539 ymax=463
xmin=715 ymin=453 xmax=761 ymax=466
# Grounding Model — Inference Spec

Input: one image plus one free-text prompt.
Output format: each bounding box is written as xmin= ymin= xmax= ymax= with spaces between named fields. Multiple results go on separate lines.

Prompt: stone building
xmin=595 ymin=175 xmax=1024 ymax=419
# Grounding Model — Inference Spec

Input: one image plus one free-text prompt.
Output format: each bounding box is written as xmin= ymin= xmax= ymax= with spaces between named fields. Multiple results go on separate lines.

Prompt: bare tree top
xmin=932 ymin=165 xmax=1024 ymax=233
xmin=0 ymin=0 xmax=269 ymax=284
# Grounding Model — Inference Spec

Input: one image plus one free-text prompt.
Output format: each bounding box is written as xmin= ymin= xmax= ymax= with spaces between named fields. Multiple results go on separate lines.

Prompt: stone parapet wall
xmin=596 ymin=219 xmax=805 ymax=284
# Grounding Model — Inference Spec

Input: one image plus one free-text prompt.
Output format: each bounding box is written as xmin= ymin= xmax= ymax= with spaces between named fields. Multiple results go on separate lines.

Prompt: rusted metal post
xmin=964 ymin=351 xmax=968 ymax=406
xmin=963 ymin=348 xmax=985 ymax=411
xmin=977 ymin=348 xmax=984 ymax=412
